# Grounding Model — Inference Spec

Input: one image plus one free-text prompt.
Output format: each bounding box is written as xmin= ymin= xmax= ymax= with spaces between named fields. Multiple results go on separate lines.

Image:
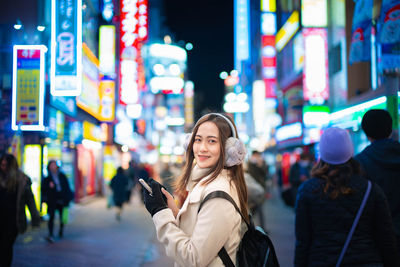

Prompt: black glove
xmin=143 ymin=179 xmax=168 ymax=217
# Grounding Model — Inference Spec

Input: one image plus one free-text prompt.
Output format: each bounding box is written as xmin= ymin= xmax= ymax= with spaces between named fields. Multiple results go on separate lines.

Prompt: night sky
xmin=163 ymin=0 xmax=234 ymax=118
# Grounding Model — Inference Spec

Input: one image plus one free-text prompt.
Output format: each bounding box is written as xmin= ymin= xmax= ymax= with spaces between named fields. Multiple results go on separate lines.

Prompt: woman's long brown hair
xmin=0 ymin=153 xmax=19 ymax=192
xmin=311 ymin=158 xmax=361 ymax=199
xmin=174 ymin=113 xmax=249 ymax=222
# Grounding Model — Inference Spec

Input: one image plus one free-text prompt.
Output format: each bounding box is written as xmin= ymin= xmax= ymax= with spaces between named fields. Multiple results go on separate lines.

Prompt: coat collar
xmin=177 ymin=165 xmax=229 ymax=222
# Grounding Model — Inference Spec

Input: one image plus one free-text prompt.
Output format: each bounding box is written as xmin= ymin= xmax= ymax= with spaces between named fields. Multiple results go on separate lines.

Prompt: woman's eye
xmin=209 ymin=139 xmax=217 ymax=144
xmin=194 ymin=138 xmax=201 ymax=142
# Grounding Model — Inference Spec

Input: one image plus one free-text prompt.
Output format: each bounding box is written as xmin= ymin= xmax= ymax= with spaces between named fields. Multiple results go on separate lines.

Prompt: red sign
xmin=261 ymin=35 xmax=277 ymax=98
xmin=119 ymin=0 xmax=140 ymax=105
xmin=137 ymin=0 xmax=148 ymax=42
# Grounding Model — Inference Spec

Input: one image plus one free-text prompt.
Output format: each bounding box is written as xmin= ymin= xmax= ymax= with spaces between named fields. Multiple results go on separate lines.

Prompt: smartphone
xmin=139 ymin=178 xmax=153 ymax=195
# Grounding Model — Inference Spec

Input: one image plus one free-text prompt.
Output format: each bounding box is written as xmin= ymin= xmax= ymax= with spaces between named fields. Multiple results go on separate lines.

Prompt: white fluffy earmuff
xmin=225 ymin=137 xmax=247 ymax=167
xmin=183 ymin=132 xmax=192 ymax=151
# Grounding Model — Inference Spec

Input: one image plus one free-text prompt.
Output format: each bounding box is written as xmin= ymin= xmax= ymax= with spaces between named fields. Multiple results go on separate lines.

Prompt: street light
xmin=14 ymin=20 xmax=22 ymax=30
xmin=37 ymin=26 xmax=46 ymax=32
xmin=219 ymin=71 xmax=228 ymax=79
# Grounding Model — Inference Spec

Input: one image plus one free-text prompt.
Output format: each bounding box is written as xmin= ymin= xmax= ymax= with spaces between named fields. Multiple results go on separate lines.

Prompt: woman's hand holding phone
xmin=142 ymin=178 xmax=168 ymax=217
xmin=161 ymin=188 xmax=179 ymax=218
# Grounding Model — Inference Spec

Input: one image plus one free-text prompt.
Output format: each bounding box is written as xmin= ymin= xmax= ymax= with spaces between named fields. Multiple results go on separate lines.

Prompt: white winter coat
xmin=152 ymin=165 xmax=244 ymax=267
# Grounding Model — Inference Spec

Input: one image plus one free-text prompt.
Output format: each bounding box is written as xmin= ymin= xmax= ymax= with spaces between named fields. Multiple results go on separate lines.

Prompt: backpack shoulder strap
xmin=198 ymin=190 xmax=248 ymax=225
xmin=198 ymin=191 xmax=248 ymax=267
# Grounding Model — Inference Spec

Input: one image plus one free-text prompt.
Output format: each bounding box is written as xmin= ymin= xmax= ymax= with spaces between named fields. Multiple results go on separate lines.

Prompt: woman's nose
xmin=199 ymin=141 xmax=207 ymax=151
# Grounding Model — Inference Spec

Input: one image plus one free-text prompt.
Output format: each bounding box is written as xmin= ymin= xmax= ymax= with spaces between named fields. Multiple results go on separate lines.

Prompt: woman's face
xmin=193 ymin=121 xmax=221 ymax=169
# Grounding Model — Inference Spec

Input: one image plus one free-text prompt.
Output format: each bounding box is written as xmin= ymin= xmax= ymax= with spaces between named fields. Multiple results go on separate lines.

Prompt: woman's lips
xmin=197 ymin=155 xmax=209 ymax=161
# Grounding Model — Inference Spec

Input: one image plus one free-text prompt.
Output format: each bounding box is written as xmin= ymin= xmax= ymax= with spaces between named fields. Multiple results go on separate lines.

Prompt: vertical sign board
xmin=12 ymin=45 xmax=47 ymax=131
xmin=77 ymin=43 xmax=101 ymax=119
xmin=234 ymin=0 xmax=250 ymax=73
xmin=137 ymin=0 xmax=148 ymax=42
xmin=51 ymin=0 xmax=82 ymax=96
xmin=119 ymin=0 xmax=140 ymax=105
xmin=99 ymin=25 xmax=116 ymax=76
xmin=99 ymin=79 xmax=115 ymax=121
xmin=303 ymin=28 xmax=329 ymax=102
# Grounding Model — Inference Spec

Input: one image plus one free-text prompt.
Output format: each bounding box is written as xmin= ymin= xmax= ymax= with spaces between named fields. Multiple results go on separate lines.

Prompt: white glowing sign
xmin=261 ymin=12 xmax=276 ymax=35
xmin=50 ymin=0 xmax=82 ymax=96
xmin=99 ymin=25 xmax=116 ymax=76
xmin=149 ymin=44 xmax=187 ymax=61
xmin=303 ymin=28 xmax=329 ymax=102
xmin=275 ymin=122 xmax=302 ymax=142
xmin=12 ymin=45 xmax=47 ymax=131
xmin=301 ymin=0 xmax=327 ymax=27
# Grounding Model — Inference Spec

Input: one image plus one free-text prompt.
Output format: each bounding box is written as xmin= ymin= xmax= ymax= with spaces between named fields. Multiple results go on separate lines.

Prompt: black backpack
xmin=198 ymin=191 xmax=280 ymax=267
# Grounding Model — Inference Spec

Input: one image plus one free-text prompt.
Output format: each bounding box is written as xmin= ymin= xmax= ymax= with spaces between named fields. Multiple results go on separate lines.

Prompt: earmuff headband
xmin=195 ymin=113 xmax=237 ymax=138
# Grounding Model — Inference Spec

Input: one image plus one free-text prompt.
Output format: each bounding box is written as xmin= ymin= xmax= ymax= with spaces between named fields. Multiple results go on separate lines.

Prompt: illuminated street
xmin=1 ymin=0 xmax=400 ymax=266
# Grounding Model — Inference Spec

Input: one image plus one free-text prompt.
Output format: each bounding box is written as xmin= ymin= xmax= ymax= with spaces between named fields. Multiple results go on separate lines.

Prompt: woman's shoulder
xmin=203 ymin=170 xmax=232 ymax=192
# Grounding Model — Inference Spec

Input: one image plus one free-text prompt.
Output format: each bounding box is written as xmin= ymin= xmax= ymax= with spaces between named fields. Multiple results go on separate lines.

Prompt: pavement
xmin=12 ymin=187 xmax=295 ymax=267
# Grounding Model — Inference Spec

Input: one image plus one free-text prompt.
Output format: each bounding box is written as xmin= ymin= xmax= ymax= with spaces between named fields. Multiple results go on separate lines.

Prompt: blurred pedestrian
xmin=0 ymin=153 xmax=40 ymax=267
xmin=159 ymin=163 xmax=174 ymax=194
xmin=142 ymin=113 xmax=248 ymax=266
xmin=42 ymin=160 xmax=74 ymax=243
xmin=247 ymin=151 xmax=269 ymax=229
xmin=289 ymin=152 xmax=312 ymax=200
xmin=355 ymin=109 xmax=400 ymax=256
xmin=247 ymin=151 xmax=269 ymax=189
xmin=110 ymin=167 xmax=129 ymax=221
xmin=295 ymin=128 xmax=399 ymax=267
xmin=127 ymin=160 xmax=139 ymax=201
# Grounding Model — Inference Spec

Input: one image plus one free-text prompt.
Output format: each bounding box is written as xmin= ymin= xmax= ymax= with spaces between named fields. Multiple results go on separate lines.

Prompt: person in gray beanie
xmin=295 ymin=127 xmax=399 ymax=267
xmin=355 ymin=109 xmax=400 ymax=257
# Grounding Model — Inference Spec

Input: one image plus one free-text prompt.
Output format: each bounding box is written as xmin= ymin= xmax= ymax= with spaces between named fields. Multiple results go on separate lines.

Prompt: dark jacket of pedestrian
xmin=42 ymin=170 xmax=74 ymax=208
xmin=295 ymin=176 xmax=398 ymax=267
xmin=247 ymin=152 xmax=269 ymax=189
xmin=295 ymin=128 xmax=399 ymax=267
xmin=0 ymin=153 xmax=40 ymax=267
xmin=355 ymin=138 xmax=400 ymax=245
xmin=110 ymin=167 xmax=129 ymax=207
xmin=354 ymin=109 xmax=400 ymax=250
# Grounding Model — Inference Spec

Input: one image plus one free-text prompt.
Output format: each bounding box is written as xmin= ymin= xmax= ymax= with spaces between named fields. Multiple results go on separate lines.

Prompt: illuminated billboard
xmin=99 ymin=25 xmax=116 ymax=76
xmin=50 ymin=0 xmax=82 ymax=96
xmin=301 ymin=0 xmax=327 ymax=27
xmin=276 ymin=11 xmax=299 ymax=52
xmin=303 ymin=28 xmax=329 ymax=102
xmin=77 ymin=43 xmax=101 ymax=119
xmin=12 ymin=45 xmax=47 ymax=131
xmin=234 ymin=0 xmax=250 ymax=72
xmin=119 ymin=0 xmax=140 ymax=105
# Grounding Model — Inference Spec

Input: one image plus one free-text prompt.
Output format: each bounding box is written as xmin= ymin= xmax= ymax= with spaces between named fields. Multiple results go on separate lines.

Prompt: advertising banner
xmin=119 ymin=0 xmax=140 ymax=105
xmin=99 ymin=25 xmax=116 ymax=76
xmin=379 ymin=0 xmax=400 ymax=72
xmin=51 ymin=0 xmax=82 ymax=96
xmin=99 ymin=79 xmax=115 ymax=121
xmin=12 ymin=45 xmax=47 ymax=131
xmin=349 ymin=0 xmax=372 ymax=64
xmin=50 ymin=95 xmax=77 ymax=117
xmin=77 ymin=43 xmax=101 ymax=119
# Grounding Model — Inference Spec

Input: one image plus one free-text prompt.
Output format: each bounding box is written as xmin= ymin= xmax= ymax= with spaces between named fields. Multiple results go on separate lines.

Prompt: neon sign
xmin=50 ymin=0 xmax=82 ymax=96
xmin=12 ymin=45 xmax=47 ymax=131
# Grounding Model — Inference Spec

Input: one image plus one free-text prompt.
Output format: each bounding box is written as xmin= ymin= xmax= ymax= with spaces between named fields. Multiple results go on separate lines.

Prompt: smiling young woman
xmin=142 ymin=113 xmax=248 ymax=266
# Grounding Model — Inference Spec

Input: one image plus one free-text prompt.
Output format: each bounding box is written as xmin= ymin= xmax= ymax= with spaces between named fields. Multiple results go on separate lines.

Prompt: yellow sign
xmin=99 ymin=80 xmax=115 ymax=121
xmin=83 ymin=121 xmax=102 ymax=142
xmin=261 ymin=0 xmax=276 ymax=12
xmin=276 ymin=11 xmax=300 ymax=52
